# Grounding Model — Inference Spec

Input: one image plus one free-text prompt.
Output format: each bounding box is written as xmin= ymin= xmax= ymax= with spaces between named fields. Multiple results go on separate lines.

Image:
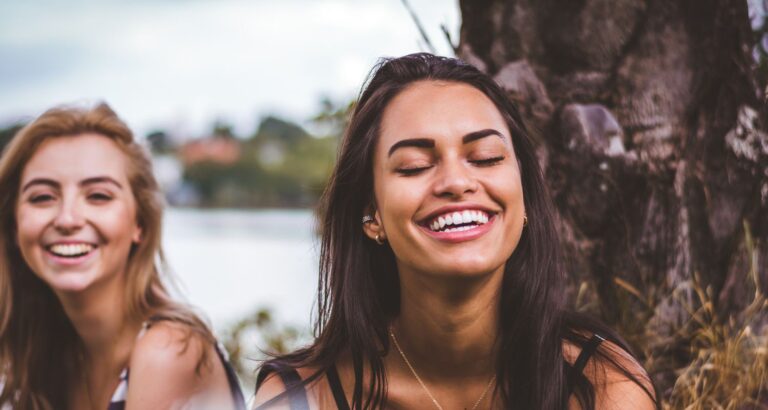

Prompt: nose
xmin=432 ymin=158 xmax=479 ymax=198
xmin=53 ymin=198 xmax=85 ymax=233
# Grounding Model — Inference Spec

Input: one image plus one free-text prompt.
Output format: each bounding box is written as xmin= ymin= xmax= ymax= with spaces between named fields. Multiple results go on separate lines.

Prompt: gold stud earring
xmin=523 ymin=215 xmax=528 ymax=226
xmin=375 ymin=233 xmax=386 ymax=245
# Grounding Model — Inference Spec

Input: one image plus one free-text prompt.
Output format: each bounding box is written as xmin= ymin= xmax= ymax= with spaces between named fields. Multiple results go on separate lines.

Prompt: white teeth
xmin=427 ymin=209 xmax=492 ymax=232
xmin=49 ymin=243 xmax=94 ymax=257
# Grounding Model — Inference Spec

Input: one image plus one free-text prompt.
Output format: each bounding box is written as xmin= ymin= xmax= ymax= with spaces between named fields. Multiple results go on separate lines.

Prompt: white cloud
xmin=0 ymin=0 xmax=460 ymax=137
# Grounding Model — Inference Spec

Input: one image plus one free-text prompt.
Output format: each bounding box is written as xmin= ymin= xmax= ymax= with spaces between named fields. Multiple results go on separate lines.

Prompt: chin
xmin=430 ymin=259 xmax=505 ymax=278
xmin=41 ymin=271 xmax=96 ymax=294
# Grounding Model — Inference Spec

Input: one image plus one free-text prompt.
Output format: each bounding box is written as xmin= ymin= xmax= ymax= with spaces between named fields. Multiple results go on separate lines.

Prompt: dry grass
xmin=661 ymin=223 xmax=767 ymax=409
xmin=663 ymin=283 xmax=767 ymax=409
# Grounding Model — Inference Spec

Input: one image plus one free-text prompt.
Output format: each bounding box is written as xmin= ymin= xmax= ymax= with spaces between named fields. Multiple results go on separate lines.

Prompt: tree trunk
xmin=459 ymin=0 xmax=767 ymax=395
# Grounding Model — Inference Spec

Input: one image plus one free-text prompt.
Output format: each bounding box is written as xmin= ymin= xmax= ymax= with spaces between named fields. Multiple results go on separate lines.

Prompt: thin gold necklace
xmin=389 ymin=329 xmax=496 ymax=410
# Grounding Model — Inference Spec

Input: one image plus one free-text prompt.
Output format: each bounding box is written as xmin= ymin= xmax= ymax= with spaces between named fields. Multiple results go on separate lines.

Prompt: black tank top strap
xmin=279 ymin=369 xmax=311 ymax=410
xmin=325 ymin=364 xmax=350 ymax=410
xmin=571 ymin=333 xmax=606 ymax=379
xmin=254 ymin=367 xmax=310 ymax=410
xmin=214 ymin=345 xmax=247 ymax=410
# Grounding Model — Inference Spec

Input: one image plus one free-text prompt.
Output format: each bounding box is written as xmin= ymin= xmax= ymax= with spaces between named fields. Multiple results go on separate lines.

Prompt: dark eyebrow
xmin=21 ymin=178 xmax=59 ymax=193
xmin=388 ymin=138 xmax=435 ymax=157
xmin=20 ymin=176 xmax=123 ymax=193
xmin=80 ymin=176 xmax=123 ymax=189
xmin=462 ymin=129 xmax=505 ymax=144
xmin=387 ymin=129 xmax=507 ymax=157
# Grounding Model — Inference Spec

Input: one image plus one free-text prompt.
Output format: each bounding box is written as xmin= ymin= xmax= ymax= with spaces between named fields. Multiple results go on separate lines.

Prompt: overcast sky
xmin=0 ymin=0 xmax=460 ymax=138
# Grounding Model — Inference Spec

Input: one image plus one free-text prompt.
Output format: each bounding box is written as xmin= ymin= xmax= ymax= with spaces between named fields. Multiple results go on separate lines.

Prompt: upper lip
xmin=44 ymin=240 xmax=98 ymax=247
xmin=417 ymin=203 xmax=499 ymax=225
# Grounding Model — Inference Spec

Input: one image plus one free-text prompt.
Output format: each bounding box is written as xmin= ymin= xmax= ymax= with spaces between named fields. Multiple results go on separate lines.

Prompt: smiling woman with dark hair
xmin=254 ymin=53 xmax=658 ymax=409
xmin=0 ymin=103 xmax=246 ymax=410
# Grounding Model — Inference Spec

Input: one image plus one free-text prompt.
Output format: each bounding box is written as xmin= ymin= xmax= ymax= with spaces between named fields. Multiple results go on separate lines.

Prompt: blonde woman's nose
xmin=53 ymin=199 xmax=85 ymax=233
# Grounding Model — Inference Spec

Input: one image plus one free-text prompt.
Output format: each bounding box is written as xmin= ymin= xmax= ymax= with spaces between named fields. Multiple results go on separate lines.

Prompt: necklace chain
xmin=389 ymin=329 xmax=496 ymax=410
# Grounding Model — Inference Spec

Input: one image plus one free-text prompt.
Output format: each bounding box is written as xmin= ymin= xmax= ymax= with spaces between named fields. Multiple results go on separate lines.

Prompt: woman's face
xmin=367 ymin=80 xmax=526 ymax=280
xmin=15 ymin=133 xmax=141 ymax=295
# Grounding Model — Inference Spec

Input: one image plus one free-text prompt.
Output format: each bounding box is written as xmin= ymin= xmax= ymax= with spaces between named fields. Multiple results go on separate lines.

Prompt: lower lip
xmin=45 ymin=248 xmax=97 ymax=266
xmin=419 ymin=215 xmax=496 ymax=243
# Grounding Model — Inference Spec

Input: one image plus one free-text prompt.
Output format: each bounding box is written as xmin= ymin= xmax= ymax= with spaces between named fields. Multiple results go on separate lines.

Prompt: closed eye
xmin=470 ymin=156 xmax=505 ymax=166
xmin=395 ymin=165 xmax=433 ymax=176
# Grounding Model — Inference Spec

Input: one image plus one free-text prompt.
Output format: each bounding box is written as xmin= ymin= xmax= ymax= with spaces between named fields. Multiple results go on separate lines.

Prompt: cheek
xmin=14 ymin=206 xmax=43 ymax=245
xmin=376 ymin=180 xmax=422 ymax=231
xmin=14 ymin=208 xmax=47 ymax=270
xmin=98 ymin=205 xmax=139 ymax=243
xmin=490 ymin=164 xmax=524 ymax=205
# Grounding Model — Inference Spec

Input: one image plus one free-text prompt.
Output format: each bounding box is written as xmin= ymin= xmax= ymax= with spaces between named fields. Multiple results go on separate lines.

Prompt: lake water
xmin=162 ymin=208 xmax=319 ymax=335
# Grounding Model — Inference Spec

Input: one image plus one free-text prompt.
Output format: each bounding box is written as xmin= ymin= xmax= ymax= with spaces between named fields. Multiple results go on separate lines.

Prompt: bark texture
xmin=459 ymin=0 xmax=767 ymax=394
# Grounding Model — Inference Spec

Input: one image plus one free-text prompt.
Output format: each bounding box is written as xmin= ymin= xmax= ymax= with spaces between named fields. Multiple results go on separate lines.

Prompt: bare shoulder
xmin=129 ymin=321 xmax=213 ymax=380
xmin=126 ymin=321 xmax=233 ymax=409
xmin=564 ymin=337 xmax=657 ymax=410
xmin=253 ymin=372 xmax=292 ymax=408
xmin=254 ymin=366 xmax=331 ymax=409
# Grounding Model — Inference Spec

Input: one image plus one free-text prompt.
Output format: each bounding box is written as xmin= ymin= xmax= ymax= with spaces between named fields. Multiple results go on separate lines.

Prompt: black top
xmin=255 ymin=334 xmax=605 ymax=409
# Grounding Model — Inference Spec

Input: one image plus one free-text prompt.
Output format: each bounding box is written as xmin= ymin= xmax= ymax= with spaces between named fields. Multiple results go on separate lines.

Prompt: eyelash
xmin=396 ymin=165 xmax=433 ymax=176
xmin=88 ymin=192 xmax=112 ymax=201
xmin=29 ymin=194 xmax=54 ymax=204
xmin=395 ymin=156 xmax=505 ymax=176
xmin=471 ymin=156 xmax=505 ymax=166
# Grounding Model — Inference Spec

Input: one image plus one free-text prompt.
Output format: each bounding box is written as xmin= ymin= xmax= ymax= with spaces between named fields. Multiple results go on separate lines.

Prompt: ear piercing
xmin=375 ymin=233 xmax=386 ymax=245
xmin=362 ymin=215 xmax=374 ymax=224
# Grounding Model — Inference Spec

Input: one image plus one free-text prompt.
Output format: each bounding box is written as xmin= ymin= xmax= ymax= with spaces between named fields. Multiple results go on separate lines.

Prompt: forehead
xmin=21 ymin=133 xmax=130 ymax=183
xmin=379 ymin=80 xmax=510 ymax=146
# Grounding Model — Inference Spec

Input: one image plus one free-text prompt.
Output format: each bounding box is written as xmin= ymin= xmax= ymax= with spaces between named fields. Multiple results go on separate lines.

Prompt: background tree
xmin=457 ymin=0 xmax=767 ymax=402
xmin=0 ymin=123 xmax=24 ymax=153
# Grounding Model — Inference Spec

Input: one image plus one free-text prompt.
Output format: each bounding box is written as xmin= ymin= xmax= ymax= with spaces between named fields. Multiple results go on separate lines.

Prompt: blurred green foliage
xmin=181 ymin=99 xmax=350 ymax=208
xmin=220 ymin=307 xmax=308 ymax=388
xmin=0 ymin=122 xmax=25 ymax=153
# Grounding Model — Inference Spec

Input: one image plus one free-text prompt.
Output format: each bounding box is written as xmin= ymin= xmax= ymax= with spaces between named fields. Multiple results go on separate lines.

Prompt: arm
xmin=566 ymin=339 xmax=657 ymax=410
xmin=125 ymin=322 xmax=235 ymax=409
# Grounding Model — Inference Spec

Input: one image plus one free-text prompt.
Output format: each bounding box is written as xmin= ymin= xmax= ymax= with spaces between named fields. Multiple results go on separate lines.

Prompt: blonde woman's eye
xmin=29 ymin=194 xmax=54 ymax=204
xmin=88 ymin=192 xmax=113 ymax=201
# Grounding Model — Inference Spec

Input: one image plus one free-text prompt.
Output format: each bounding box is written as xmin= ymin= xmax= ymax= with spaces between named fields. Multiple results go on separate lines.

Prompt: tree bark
xmin=459 ymin=0 xmax=767 ymax=394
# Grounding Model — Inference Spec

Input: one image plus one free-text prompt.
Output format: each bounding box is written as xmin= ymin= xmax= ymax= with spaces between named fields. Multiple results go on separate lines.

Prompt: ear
xmin=132 ymin=224 xmax=142 ymax=244
xmin=362 ymin=209 xmax=386 ymax=242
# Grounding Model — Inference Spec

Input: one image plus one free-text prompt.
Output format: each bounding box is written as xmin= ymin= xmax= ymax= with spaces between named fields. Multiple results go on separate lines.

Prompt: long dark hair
xmin=257 ymin=53 xmax=657 ymax=409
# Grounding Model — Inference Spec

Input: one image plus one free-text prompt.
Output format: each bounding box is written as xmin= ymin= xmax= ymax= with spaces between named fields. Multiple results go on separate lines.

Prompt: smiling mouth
xmin=47 ymin=243 xmax=97 ymax=258
xmin=424 ymin=210 xmax=493 ymax=233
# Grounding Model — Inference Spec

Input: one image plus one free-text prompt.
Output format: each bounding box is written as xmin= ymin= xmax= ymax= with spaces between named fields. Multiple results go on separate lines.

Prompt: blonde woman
xmin=0 ymin=104 xmax=245 ymax=409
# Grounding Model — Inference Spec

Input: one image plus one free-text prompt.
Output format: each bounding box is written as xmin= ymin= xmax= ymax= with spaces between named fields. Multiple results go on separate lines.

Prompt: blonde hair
xmin=0 ymin=103 xmax=214 ymax=409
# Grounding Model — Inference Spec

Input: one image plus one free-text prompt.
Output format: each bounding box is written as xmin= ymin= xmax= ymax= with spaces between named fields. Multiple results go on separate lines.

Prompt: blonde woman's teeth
xmin=48 ymin=243 xmax=95 ymax=257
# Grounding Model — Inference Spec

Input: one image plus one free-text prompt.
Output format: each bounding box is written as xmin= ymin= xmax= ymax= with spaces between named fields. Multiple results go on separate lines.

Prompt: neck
xmin=392 ymin=266 xmax=502 ymax=379
xmin=57 ymin=277 xmax=140 ymax=364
